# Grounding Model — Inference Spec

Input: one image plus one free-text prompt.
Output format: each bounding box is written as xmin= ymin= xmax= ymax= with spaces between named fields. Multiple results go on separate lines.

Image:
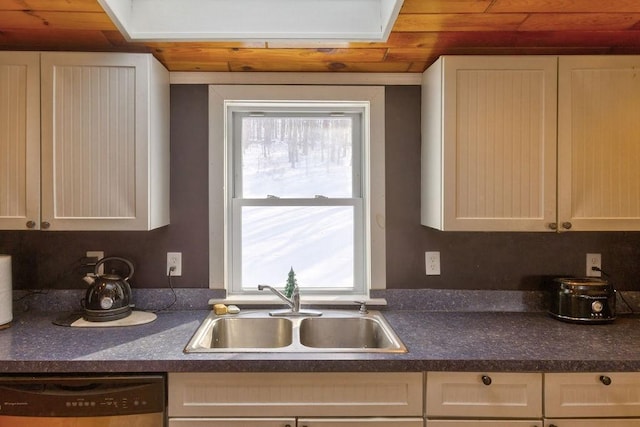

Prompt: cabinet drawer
xmin=545 ymin=420 xmax=640 ymax=427
xmin=545 ymin=372 xmax=640 ymax=418
xmin=426 ymin=372 xmax=542 ymax=418
xmin=168 ymin=372 xmax=423 ymax=417
xmin=428 ymin=422 xmax=542 ymax=427
xmin=170 ymin=418 xmax=295 ymax=427
xmin=299 ymin=418 xmax=424 ymax=427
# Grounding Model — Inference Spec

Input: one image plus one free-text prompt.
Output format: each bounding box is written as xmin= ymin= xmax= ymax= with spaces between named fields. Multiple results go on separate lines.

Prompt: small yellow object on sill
xmin=213 ymin=303 xmax=228 ymax=315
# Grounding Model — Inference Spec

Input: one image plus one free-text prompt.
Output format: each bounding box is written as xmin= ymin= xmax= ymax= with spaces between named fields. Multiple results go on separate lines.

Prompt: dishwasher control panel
xmin=0 ymin=375 xmax=165 ymax=417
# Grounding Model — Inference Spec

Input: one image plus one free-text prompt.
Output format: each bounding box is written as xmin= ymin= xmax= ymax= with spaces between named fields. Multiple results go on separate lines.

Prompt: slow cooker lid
xmin=553 ymin=277 xmax=613 ymax=292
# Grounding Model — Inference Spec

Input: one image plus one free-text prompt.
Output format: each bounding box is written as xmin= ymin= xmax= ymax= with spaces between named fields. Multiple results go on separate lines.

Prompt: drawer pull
xmin=600 ymin=375 xmax=612 ymax=385
xmin=481 ymin=375 xmax=492 ymax=385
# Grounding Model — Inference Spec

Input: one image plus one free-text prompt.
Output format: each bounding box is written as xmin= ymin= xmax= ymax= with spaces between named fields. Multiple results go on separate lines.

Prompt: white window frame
xmin=208 ymin=85 xmax=386 ymax=302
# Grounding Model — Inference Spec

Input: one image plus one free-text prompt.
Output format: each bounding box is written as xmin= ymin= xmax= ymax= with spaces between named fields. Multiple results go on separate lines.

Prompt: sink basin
xmin=186 ymin=316 xmax=293 ymax=351
xmin=299 ymin=317 xmax=398 ymax=349
xmin=184 ymin=310 xmax=407 ymax=353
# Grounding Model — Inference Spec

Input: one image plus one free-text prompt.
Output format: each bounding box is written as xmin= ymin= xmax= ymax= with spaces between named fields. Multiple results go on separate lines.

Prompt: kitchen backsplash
xmin=2 ymin=85 xmax=640 ymax=292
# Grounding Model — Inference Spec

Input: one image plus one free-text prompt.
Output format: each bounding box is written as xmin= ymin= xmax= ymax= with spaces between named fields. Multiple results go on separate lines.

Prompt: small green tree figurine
xmin=284 ymin=267 xmax=297 ymax=298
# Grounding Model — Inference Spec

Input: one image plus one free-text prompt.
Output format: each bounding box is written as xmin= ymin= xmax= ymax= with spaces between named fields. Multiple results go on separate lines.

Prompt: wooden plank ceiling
xmin=1 ymin=0 xmax=640 ymax=72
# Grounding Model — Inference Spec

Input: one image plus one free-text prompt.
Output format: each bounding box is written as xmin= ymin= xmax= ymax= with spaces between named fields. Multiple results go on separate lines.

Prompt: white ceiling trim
xmin=98 ymin=0 xmax=404 ymax=42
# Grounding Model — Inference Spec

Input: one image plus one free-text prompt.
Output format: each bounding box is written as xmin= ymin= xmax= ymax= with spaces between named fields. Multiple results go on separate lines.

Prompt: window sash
xmin=229 ymin=198 xmax=365 ymax=296
xmin=232 ymin=111 xmax=363 ymax=199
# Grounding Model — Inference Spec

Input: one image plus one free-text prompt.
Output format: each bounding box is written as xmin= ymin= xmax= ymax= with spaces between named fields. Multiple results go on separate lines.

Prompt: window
xmin=229 ymin=106 xmax=365 ymax=296
xmin=209 ymin=86 xmax=385 ymax=301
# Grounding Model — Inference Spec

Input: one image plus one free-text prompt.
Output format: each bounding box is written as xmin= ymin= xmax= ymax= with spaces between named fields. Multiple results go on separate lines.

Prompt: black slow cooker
xmin=548 ymin=277 xmax=616 ymax=323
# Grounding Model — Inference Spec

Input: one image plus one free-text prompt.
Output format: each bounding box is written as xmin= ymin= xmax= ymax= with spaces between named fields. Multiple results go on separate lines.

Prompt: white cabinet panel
xmin=428 ymin=421 xmax=542 ymax=427
xmin=421 ymin=55 xmax=557 ymax=231
xmin=426 ymin=372 xmax=542 ymax=419
xmin=300 ymin=418 xmax=423 ymax=427
xmin=168 ymin=372 xmax=423 ymax=418
xmin=40 ymin=52 xmax=169 ymax=230
xmin=0 ymin=52 xmax=40 ymax=230
xmin=545 ymin=372 xmax=640 ymax=418
xmin=545 ymin=420 xmax=640 ymax=427
xmin=558 ymin=56 xmax=640 ymax=231
xmin=170 ymin=418 xmax=295 ymax=427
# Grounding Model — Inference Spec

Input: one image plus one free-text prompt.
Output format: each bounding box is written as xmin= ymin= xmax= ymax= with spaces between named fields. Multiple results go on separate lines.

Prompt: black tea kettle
xmin=84 ymin=257 xmax=134 ymax=322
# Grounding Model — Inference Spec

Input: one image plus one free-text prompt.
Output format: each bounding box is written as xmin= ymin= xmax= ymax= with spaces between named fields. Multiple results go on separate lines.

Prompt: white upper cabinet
xmin=557 ymin=56 xmax=640 ymax=231
xmin=0 ymin=52 xmax=41 ymax=230
xmin=423 ymin=55 xmax=640 ymax=232
xmin=421 ymin=56 xmax=558 ymax=231
xmin=40 ymin=52 xmax=170 ymax=231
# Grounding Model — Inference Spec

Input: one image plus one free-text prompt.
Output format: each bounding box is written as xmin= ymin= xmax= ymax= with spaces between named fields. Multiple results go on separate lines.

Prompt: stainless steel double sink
xmin=184 ymin=309 xmax=407 ymax=353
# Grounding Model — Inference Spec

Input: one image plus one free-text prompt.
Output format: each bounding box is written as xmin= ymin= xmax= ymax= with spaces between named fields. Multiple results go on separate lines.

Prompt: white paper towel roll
xmin=0 ymin=255 xmax=12 ymax=326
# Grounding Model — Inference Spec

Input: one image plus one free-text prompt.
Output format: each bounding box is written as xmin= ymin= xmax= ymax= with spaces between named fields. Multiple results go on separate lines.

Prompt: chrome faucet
xmin=258 ymin=284 xmax=322 ymax=317
xmin=258 ymin=284 xmax=300 ymax=312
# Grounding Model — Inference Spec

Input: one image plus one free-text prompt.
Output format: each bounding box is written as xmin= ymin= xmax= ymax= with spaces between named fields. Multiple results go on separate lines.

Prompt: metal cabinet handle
xmin=548 ymin=222 xmax=558 ymax=230
xmin=481 ymin=375 xmax=492 ymax=385
xmin=26 ymin=220 xmax=36 ymax=229
xmin=41 ymin=221 xmax=51 ymax=229
xmin=562 ymin=222 xmax=572 ymax=230
xmin=600 ymin=375 xmax=612 ymax=385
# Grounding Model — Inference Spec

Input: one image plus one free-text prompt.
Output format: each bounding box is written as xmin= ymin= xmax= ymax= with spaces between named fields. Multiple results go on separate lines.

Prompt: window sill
xmin=208 ymin=295 xmax=387 ymax=308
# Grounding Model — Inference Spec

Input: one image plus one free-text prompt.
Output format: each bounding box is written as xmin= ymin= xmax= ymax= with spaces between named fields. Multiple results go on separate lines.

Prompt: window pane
xmin=241 ymin=205 xmax=354 ymax=289
xmin=241 ymin=117 xmax=353 ymax=198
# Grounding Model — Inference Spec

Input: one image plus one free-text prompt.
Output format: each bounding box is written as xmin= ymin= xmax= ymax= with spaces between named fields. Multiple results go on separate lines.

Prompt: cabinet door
xmin=169 ymin=418 xmax=295 ymax=427
xmin=558 ymin=56 xmax=640 ymax=231
xmin=300 ymin=418 xmax=424 ymax=427
xmin=40 ymin=52 xmax=169 ymax=230
xmin=422 ymin=55 xmax=558 ymax=231
xmin=545 ymin=372 xmax=640 ymax=418
xmin=168 ymin=372 xmax=423 ymax=417
xmin=428 ymin=422 xmax=542 ymax=427
xmin=545 ymin=420 xmax=640 ymax=427
xmin=426 ymin=372 xmax=542 ymax=419
xmin=0 ymin=52 xmax=40 ymax=230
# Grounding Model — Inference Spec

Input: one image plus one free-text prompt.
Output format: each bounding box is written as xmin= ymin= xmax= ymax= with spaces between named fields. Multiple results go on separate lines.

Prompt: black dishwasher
xmin=0 ymin=374 xmax=165 ymax=426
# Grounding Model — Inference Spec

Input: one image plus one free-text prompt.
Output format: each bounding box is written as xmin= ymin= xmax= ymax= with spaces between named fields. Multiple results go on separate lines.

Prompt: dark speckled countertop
xmin=3 ymin=300 xmax=640 ymax=373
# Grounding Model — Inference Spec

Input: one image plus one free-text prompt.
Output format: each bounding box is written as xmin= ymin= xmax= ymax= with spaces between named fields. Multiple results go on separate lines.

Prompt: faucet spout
xmin=257 ymin=284 xmax=299 ymax=311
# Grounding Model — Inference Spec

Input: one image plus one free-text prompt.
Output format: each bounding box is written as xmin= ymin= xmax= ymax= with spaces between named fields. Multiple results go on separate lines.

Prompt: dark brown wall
xmin=2 ymin=85 xmax=640 ymax=291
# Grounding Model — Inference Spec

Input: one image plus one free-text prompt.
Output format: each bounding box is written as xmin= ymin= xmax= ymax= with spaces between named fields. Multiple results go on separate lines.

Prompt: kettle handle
xmin=94 ymin=257 xmax=135 ymax=281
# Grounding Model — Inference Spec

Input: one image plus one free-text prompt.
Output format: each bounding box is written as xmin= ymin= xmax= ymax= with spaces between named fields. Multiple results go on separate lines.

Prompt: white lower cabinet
xmin=545 ymin=421 xmax=640 ymax=427
xmin=425 ymin=372 xmax=543 ymax=427
xmin=544 ymin=372 xmax=640 ymax=425
xmin=427 ymin=422 xmax=542 ymax=426
xmin=169 ymin=371 xmax=640 ymax=427
xmin=168 ymin=372 xmax=423 ymax=426
xmin=170 ymin=419 xmax=295 ymax=427
xmin=298 ymin=419 xmax=423 ymax=427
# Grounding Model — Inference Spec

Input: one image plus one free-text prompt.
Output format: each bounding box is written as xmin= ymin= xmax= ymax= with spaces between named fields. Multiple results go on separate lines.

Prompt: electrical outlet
xmin=167 ymin=252 xmax=182 ymax=276
xmin=86 ymin=251 xmax=104 ymax=274
xmin=586 ymin=253 xmax=602 ymax=277
xmin=425 ymin=251 xmax=441 ymax=276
